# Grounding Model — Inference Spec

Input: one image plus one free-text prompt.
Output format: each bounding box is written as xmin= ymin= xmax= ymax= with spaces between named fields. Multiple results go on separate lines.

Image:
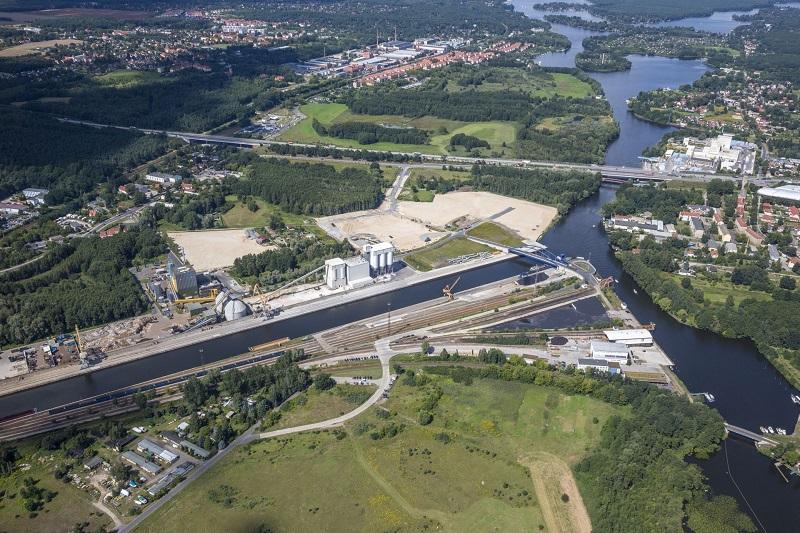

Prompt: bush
xmin=418 ymin=411 xmax=433 ymax=425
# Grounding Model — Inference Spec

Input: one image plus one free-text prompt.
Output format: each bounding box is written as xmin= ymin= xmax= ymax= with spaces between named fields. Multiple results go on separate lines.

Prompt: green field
xmin=94 ymin=69 xmax=165 ymax=88
xmin=269 ymin=384 xmax=376 ymax=430
xmin=466 ymin=222 xmax=524 ymax=247
xmin=667 ymin=274 xmax=773 ymax=305
xmin=0 ymin=441 xmax=113 ymax=533
xmin=446 ymin=69 xmax=593 ymax=100
xmin=318 ymin=360 xmax=383 ymax=379
xmin=280 ymin=102 xmax=516 ymax=156
xmin=398 ymin=167 xmax=472 ymax=201
xmin=222 ymin=195 xmax=311 ymax=228
xmin=137 ymin=375 xmax=624 ymax=533
xmin=403 ymin=237 xmax=493 ymax=271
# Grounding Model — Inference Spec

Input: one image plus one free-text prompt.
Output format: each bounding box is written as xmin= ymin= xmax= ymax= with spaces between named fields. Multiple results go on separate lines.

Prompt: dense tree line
xmin=312 ymin=119 xmax=429 ymax=145
xmin=232 ymin=158 xmax=383 ymax=216
xmin=587 ymin=0 xmax=771 ymax=22
xmin=345 ymin=87 xmax=534 ymax=122
xmin=602 ymin=183 xmax=704 ymax=223
xmin=231 ymin=238 xmax=353 ymax=287
xmin=0 ymin=229 xmax=166 ymax=347
xmin=471 ymin=165 xmax=601 ymax=213
xmin=0 ymin=108 xmax=170 ymax=203
xmin=142 ymin=187 xmax=228 ymax=230
xmin=449 ymin=133 xmax=489 ymax=150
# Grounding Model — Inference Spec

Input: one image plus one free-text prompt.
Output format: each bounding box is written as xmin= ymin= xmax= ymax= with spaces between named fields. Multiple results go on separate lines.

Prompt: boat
xmin=767 ymin=426 xmax=775 ymax=433
xmin=633 ymin=288 xmax=638 ymax=294
xmin=791 ymin=394 xmax=800 ymax=404
xmin=620 ymin=303 xmax=628 ymax=310
xmin=614 ymin=278 xmax=619 ymax=283
xmin=777 ymin=428 xmax=787 ymax=435
xmin=705 ymin=393 xmax=716 ymax=403
xmin=760 ymin=426 xmax=768 ymax=433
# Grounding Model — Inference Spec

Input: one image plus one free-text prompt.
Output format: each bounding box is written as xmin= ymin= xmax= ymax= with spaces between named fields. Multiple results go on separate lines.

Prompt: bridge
xmin=58 ymin=118 xmax=756 ymax=184
xmin=724 ymin=423 xmax=780 ymax=446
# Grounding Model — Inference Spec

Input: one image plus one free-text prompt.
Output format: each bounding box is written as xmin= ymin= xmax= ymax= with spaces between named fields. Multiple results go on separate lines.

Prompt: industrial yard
xmin=168 ymin=229 xmax=270 ymax=271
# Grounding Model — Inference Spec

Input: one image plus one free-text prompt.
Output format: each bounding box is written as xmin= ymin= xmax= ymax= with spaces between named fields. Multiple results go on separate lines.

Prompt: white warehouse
xmin=590 ymin=341 xmax=630 ymax=365
xmin=603 ymin=329 xmax=653 ymax=347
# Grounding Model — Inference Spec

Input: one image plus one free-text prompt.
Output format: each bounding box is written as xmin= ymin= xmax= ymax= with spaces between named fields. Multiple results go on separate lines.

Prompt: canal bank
xmin=512 ymin=1 xmax=800 ymax=528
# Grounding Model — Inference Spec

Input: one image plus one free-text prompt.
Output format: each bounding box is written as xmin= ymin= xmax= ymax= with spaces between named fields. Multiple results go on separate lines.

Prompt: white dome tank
xmin=224 ymin=299 xmax=249 ymax=321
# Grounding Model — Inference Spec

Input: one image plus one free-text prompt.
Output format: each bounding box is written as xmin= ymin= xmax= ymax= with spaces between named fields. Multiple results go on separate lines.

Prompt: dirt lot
xmin=0 ymin=39 xmax=82 ymax=57
xmin=316 ymin=210 xmax=446 ymax=252
xmin=521 ymin=452 xmax=592 ymax=533
xmin=398 ymin=191 xmax=557 ymax=242
xmin=168 ymin=229 xmax=269 ymax=271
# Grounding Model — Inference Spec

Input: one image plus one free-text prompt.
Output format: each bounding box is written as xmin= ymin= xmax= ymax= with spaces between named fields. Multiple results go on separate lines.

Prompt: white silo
xmin=386 ymin=249 xmax=394 ymax=272
xmin=378 ymin=251 xmax=386 ymax=271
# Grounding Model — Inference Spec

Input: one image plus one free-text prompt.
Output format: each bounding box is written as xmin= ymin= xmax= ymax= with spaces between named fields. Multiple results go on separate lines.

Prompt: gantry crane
xmin=442 ymin=276 xmax=461 ymax=300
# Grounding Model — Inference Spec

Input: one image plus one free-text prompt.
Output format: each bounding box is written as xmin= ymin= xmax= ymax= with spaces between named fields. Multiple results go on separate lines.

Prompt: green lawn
xmin=136 ymin=374 xmax=624 ymax=533
xmin=281 ymin=102 xmax=516 ymax=157
xmin=669 ymin=275 xmax=772 ymax=305
xmin=446 ymin=68 xmax=593 ymax=100
xmin=403 ymin=237 xmax=493 ymax=271
xmin=94 ymin=69 xmax=164 ymax=88
xmin=466 ymin=222 xmax=524 ymax=247
xmin=222 ymin=195 xmax=311 ymax=228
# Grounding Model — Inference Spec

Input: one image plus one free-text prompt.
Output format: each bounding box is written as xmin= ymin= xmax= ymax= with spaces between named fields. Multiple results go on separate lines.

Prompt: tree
xmin=313 ymin=373 xmax=336 ymax=391
xmin=780 ymin=276 xmax=796 ymax=290
xmin=182 ymin=377 xmax=209 ymax=409
xmin=418 ymin=411 xmax=433 ymax=425
xmin=420 ymin=341 xmax=431 ymax=355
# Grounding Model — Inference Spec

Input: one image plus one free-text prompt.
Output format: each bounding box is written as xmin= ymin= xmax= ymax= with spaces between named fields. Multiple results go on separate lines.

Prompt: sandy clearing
xmin=0 ymin=39 xmax=83 ymax=57
xmin=398 ymin=191 xmax=557 ymax=243
xmin=168 ymin=229 xmax=269 ymax=271
xmin=317 ymin=210 xmax=446 ymax=252
xmin=521 ymin=452 xmax=591 ymax=533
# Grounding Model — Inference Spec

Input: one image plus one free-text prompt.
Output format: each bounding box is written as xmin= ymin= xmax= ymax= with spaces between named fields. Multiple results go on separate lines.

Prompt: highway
xmin=57 ymin=118 xmax=770 ymax=184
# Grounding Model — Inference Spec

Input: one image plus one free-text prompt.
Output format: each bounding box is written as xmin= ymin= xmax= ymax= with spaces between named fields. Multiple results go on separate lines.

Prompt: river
xmin=513 ymin=0 xmax=800 ymax=528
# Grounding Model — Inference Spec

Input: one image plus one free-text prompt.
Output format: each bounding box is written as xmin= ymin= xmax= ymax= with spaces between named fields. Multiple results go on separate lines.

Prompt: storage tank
xmin=369 ymin=250 xmax=379 ymax=272
xmin=386 ymin=250 xmax=394 ymax=271
xmin=224 ymin=299 xmax=249 ymax=321
xmin=378 ymin=252 xmax=386 ymax=270
xmin=214 ymin=291 xmax=230 ymax=315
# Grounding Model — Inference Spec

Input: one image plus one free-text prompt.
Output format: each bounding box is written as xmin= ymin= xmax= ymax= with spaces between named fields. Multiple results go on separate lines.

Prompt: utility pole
xmin=386 ymin=302 xmax=391 ymax=337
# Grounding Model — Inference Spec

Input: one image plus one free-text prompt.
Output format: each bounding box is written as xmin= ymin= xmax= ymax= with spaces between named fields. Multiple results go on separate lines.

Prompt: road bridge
xmin=58 ymin=118 xmax=762 ymax=184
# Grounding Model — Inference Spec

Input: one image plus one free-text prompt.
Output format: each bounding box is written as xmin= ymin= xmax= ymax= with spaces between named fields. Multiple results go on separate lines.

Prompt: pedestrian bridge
xmin=724 ymin=423 xmax=779 ymax=446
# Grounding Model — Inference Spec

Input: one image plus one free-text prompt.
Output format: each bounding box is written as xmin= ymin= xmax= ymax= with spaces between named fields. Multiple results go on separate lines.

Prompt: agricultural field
xmin=0 ymin=39 xmax=82 ymax=57
xmin=466 ymin=221 xmax=524 ymax=247
xmin=403 ymin=237 xmax=493 ymax=271
xmin=136 ymin=375 xmax=623 ymax=532
xmin=280 ymin=102 xmax=515 ymax=156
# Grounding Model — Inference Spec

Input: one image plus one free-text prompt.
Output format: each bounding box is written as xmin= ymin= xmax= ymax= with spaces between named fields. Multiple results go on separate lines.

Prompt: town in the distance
xmin=0 ymin=0 xmax=799 ymax=532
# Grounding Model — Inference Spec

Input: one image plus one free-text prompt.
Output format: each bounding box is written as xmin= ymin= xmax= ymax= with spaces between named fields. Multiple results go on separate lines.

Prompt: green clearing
xmin=0 ymin=441 xmax=113 ymax=533
xmin=137 ymin=375 xmax=623 ymax=532
xmin=398 ymin=167 xmax=472 ymax=201
xmin=94 ymin=69 xmax=164 ymax=88
xmin=318 ymin=359 xmax=383 ymax=378
xmin=668 ymin=274 xmax=773 ymax=305
xmin=403 ymin=237 xmax=493 ymax=271
xmin=446 ymin=68 xmax=593 ymax=99
xmin=281 ymin=102 xmax=515 ymax=156
xmin=222 ymin=194 xmax=313 ymax=228
xmin=269 ymin=384 xmax=377 ymax=430
xmin=466 ymin=221 xmax=524 ymax=247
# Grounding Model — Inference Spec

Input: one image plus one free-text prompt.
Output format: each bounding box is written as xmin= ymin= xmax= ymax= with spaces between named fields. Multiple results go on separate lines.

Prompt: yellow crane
xmin=173 ymin=288 xmax=219 ymax=306
xmin=252 ymin=284 xmax=271 ymax=318
xmin=74 ymin=324 xmax=84 ymax=354
xmin=442 ymin=276 xmax=461 ymax=300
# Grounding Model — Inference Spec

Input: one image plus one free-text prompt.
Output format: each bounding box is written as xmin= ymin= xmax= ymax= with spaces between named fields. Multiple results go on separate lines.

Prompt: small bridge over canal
xmin=724 ymin=423 xmax=780 ymax=446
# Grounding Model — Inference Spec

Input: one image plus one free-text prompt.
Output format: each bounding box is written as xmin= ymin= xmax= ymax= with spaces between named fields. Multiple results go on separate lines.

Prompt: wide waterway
xmin=2 ymin=2 xmax=799 ymax=528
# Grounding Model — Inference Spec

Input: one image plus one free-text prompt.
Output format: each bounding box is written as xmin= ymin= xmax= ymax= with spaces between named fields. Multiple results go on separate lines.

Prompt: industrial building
xmin=167 ymin=255 xmax=198 ymax=297
xmin=145 ymin=172 xmax=182 ymax=186
xmin=214 ymin=291 xmax=250 ymax=321
xmin=757 ymin=184 xmax=800 ymax=206
xmin=136 ymin=438 xmax=179 ymax=464
xmin=121 ymin=450 xmax=162 ymax=475
xmin=590 ymin=341 xmax=630 ymax=365
xmin=578 ymin=358 xmax=622 ymax=375
xmin=325 ymin=242 xmax=395 ymax=290
xmin=603 ymin=329 xmax=653 ymax=347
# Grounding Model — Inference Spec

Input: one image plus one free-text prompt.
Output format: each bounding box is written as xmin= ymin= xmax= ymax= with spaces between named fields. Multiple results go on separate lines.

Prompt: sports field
xmin=136 ymin=375 xmax=623 ymax=532
xmin=280 ymin=102 xmax=515 ymax=156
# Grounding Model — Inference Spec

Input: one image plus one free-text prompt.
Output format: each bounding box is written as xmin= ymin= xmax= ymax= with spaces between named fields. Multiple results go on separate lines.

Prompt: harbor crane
xmin=442 ymin=276 xmax=461 ymax=300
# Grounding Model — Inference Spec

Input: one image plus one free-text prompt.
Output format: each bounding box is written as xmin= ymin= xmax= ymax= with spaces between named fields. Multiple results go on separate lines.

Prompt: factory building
xmin=167 ymin=255 xmax=198 ymax=297
xmin=364 ymin=242 xmax=394 ymax=276
xmin=325 ymin=242 xmax=394 ymax=290
xmin=603 ymin=329 xmax=653 ymax=347
xmin=590 ymin=341 xmax=630 ymax=365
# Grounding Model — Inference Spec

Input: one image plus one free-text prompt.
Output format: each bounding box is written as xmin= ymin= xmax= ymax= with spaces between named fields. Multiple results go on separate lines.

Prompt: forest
xmin=424 ymin=358 xmax=750 ymax=532
xmin=449 ymin=133 xmax=489 ymax=151
xmin=587 ymin=0 xmax=772 ymax=21
xmin=312 ymin=119 xmax=429 ymax=145
xmin=231 ymin=157 xmax=384 ymax=216
xmin=0 ymin=229 xmax=166 ymax=347
xmin=470 ymin=165 xmax=600 ymax=214
xmin=0 ymin=108 xmax=170 ymax=203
